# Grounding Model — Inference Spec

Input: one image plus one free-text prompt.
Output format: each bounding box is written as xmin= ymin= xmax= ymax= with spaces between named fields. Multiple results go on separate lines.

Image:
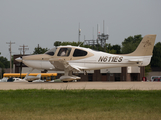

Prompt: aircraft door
xmin=54 ymin=48 xmax=72 ymax=69
xmin=57 ymin=48 xmax=72 ymax=58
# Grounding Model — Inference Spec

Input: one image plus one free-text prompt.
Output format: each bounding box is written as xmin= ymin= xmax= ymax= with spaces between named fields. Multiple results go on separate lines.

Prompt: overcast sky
xmin=0 ymin=0 xmax=161 ymax=60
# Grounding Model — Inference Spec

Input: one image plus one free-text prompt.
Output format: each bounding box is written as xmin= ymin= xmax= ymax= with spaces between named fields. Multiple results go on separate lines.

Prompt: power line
xmin=19 ymin=44 xmax=29 ymax=55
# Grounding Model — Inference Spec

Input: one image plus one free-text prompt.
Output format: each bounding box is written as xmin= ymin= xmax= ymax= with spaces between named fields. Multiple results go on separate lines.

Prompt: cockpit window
xmin=46 ymin=52 xmax=54 ymax=56
xmin=73 ymin=49 xmax=87 ymax=57
xmin=57 ymin=48 xmax=71 ymax=56
xmin=45 ymin=47 xmax=57 ymax=56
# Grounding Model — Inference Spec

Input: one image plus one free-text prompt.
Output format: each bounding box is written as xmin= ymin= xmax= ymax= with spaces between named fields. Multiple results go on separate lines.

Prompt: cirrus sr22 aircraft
xmin=16 ymin=34 xmax=156 ymax=82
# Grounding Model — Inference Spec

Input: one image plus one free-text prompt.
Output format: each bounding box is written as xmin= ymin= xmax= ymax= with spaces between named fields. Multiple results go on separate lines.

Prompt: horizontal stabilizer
xmin=128 ymin=59 xmax=143 ymax=62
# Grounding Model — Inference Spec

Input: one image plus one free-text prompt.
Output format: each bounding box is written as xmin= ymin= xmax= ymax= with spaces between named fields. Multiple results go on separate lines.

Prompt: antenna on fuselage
xmin=78 ymin=23 xmax=81 ymax=43
xmin=78 ymin=40 xmax=85 ymax=47
xmin=78 ymin=35 xmax=86 ymax=47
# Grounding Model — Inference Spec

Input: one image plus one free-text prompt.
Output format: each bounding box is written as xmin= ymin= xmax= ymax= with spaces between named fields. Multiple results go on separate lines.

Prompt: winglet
xmin=127 ymin=34 xmax=156 ymax=56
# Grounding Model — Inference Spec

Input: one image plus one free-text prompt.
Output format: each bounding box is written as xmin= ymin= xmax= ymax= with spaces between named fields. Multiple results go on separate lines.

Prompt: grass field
xmin=0 ymin=89 xmax=161 ymax=120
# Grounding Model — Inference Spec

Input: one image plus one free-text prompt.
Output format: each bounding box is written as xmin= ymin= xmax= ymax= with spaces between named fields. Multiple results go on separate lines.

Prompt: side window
xmin=73 ymin=49 xmax=87 ymax=57
xmin=57 ymin=48 xmax=71 ymax=56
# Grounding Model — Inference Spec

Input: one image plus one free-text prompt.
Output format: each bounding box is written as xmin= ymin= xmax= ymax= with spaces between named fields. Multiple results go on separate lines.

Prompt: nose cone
xmin=15 ymin=57 xmax=22 ymax=62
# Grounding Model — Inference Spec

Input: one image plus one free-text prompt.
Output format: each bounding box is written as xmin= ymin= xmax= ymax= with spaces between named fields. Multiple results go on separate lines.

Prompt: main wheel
xmin=63 ymin=81 xmax=68 ymax=83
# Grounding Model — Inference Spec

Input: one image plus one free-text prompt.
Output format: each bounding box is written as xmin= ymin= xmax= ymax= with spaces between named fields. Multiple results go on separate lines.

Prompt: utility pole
xmin=19 ymin=44 xmax=29 ymax=55
xmin=6 ymin=41 xmax=15 ymax=73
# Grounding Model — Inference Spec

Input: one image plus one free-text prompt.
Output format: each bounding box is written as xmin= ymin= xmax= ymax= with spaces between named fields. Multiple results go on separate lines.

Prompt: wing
xmin=49 ymin=58 xmax=82 ymax=72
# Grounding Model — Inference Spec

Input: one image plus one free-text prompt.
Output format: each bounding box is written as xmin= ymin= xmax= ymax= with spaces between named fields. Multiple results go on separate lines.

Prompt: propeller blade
xmin=16 ymin=56 xmax=23 ymax=78
xmin=20 ymin=62 xmax=22 ymax=78
xmin=15 ymin=57 xmax=22 ymax=62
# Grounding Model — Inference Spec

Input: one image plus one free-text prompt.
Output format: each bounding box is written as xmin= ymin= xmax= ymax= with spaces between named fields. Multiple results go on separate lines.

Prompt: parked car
xmin=153 ymin=78 xmax=161 ymax=82
xmin=151 ymin=76 xmax=161 ymax=82
xmin=7 ymin=77 xmax=14 ymax=82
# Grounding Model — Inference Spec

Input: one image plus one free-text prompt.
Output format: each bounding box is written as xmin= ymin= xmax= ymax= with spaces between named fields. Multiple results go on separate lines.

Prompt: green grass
xmin=0 ymin=89 xmax=161 ymax=120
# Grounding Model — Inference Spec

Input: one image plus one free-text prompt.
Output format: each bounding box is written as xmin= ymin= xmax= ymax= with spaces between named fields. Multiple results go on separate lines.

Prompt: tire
xmin=63 ymin=81 xmax=68 ymax=83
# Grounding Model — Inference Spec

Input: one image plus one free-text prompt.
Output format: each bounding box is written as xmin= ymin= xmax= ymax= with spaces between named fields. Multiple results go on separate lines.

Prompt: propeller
xmin=15 ymin=57 xmax=23 ymax=78
xmin=20 ymin=60 xmax=22 ymax=78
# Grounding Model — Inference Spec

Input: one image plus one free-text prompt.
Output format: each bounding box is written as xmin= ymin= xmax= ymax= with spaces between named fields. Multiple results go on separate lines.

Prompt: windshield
xmin=45 ymin=47 xmax=57 ymax=56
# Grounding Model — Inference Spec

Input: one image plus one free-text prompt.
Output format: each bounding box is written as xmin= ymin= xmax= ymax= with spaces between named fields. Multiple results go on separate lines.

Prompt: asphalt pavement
xmin=0 ymin=81 xmax=161 ymax=90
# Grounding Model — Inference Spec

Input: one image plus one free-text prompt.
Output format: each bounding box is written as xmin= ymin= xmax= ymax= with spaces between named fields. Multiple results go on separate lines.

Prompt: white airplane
xmin=15 ymin=34 xmax=156 ymax=82
xmin=13 ymin=78 xmax=27 ymax=82
xmin=14 ymin=74 xmax=42 ymax=82
xmin=0 ymin=77 xmax=8 ymax=82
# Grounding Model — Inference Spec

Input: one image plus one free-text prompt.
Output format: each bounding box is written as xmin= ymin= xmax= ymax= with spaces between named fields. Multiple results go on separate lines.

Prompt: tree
xmin=0 ymin=53 xmax=8 ymax=78
xmin=121 ymin=35 xmax=142 ymax=54
xmin=150 ymin=42 xmax=161 ymax=67
xmin=0 ymin=62 xmax=5 ymax=68
xmin=54 ymin=41 xmax=92 ymax=49
xmin=60 ymin=41 xmax=81 ymax=46
xmin=54 ymin=41 xmax=61 ymax=47
xmin=0 ymin=56 xmax=10 ymax=68
xmin=111 ymin=44 xmax=121 ymax=54
xmin=0 ymin=68 xmax=5 ymax=79
xmin=104 ymin=44 xmax=121 ymax=54
xmin=33 ymin=45 xmax=49 ymax=54
xmin=145 ymin=64 xmax=151 ymax=76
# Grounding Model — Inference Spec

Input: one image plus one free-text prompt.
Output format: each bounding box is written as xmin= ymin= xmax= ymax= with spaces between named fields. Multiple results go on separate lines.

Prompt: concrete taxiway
xmin=0 ymin=82 xmax=161 ymax=90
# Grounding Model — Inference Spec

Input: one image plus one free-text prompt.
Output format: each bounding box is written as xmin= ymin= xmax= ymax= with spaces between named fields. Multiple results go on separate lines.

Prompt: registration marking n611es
xmin=98 ymin=56 xmax=123 ymax=62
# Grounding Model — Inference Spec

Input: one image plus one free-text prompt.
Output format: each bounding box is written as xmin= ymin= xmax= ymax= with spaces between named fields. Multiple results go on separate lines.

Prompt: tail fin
xmin=128 ymin=34 xmax=156 ymax=56
xmin=36 ymin=74 xmax=41 ymax=78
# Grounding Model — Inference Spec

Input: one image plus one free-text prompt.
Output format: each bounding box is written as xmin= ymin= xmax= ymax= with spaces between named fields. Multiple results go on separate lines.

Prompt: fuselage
xmin=21 ymin=45 xmax=151 ymax=71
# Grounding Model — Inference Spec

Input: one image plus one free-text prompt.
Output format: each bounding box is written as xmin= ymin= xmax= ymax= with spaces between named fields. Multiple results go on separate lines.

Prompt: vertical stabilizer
xmin=128 ymin=34 xmax=156 ymax=56
xmin=37 ymin=74 xmax=41 ymax=78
